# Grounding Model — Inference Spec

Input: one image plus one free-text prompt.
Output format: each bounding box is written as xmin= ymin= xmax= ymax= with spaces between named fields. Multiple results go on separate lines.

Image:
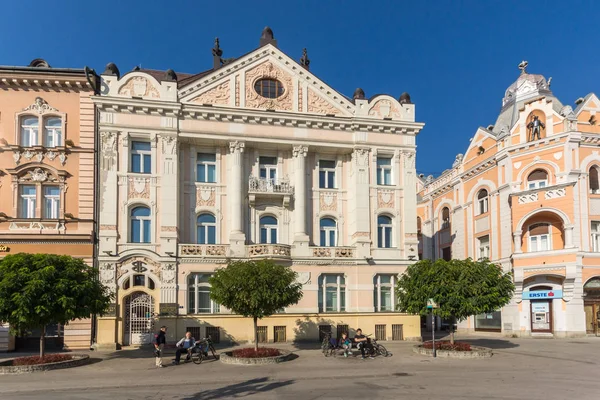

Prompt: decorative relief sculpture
xmin=292 ymin=145 xmax=308 ymax=158
xmin=196 ymin=187 xmax=216 ymax=207
xmin=118 ymin=76 xmax=160 ymax=98
xmin=307 ymin=89 xmax=340 ymax=115
xmin=100 ymin=131 xmax=117 ymax=170
xmin=320 ymin=192 xmax=337 ymax=211
xmin=191 ymin=80 xmax=230 ymax=105
xmin=22 ymin=97 xmax=59 ymax=115
xmin=13 ymin=151 xmax=21 ymax=165
xmin=235 ymin=75 xmax=240 ymax=107
xmin=352 ymin=148 xmax=370 ymax=167
xmin=161 ymin=264 xmax=176 ymax=284
xmin=402 ymin=151 xmax=416 ymax=170
xmin=298 ymin=86 xmax=303 ymax=112
xmin=128 ymin=177 xmax=150 ymax=199
xmin=452 ymin=153 xmax=463 ymax=168
xmin=58 ymin=153 xmax=67 ymax=166
xmin=22 ymin=168 xmax=53 ymax=183
xmin=368 ymin=99 xmax=401 ymax=119
xmin=99 ymin=225 xmax=117 ymax=230
xmin=296 ymin=272 xmax=311 ymax=285
xmin=377 ymin=189 xmax=395 ymax=208
xmin=527 ymin=115 xmax=545 ymax=141
xmin=99 ymin=263 xmax=116 ymax=285
xmin=160 ymin=135 xmax=177 ymax=155
xmin=23 ymin=150 xmax=35 ymax=161
xmin=229 ymin=141 xmax=245 ymax=154
xmin=245 ymin=61 xmax=293 ymax=111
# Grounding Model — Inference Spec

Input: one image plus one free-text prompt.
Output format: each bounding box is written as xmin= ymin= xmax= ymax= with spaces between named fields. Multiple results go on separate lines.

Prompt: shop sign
xmin=0 ymin=245 xmax=10 ymax=252
xmin=522 ymin=290 xmax=562 ymax=300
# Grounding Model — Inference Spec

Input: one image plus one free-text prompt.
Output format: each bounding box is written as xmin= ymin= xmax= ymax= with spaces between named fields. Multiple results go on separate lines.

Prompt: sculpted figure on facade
xmin=118 ymin=76 xmax=160 ymax=98
xmin=100 ymin=131 xmax=117 ymax=171
xmin=527 ymin=115 xmax=545 ymax=141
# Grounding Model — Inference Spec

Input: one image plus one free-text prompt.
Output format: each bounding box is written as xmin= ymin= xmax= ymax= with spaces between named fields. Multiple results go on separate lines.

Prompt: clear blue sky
xmin=2 ymin=1 xmax=599 ymax=175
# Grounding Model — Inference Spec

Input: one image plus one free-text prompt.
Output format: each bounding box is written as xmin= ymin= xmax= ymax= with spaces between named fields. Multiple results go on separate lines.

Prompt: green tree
xmin=209 ymin=260 xmax=303 ymax=351
xmin=0 ymin=253 xmax=112 ymax=357
xmin=395 ymin=258 xmax=515 ymax=344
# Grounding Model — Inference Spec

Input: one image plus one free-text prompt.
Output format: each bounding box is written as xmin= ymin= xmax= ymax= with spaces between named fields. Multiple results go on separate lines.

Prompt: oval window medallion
xmin=254 ymin=78 xmax=284 ymax=99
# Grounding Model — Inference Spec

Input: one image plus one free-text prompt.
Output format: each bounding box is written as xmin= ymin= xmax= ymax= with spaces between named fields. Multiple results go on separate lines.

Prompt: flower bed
xmin=422 ymin=341 xmax=471 ymax=351
xmin=0 ymin=353 xmax=89 ymax=374
xmin=231 ymin=347 xmax=281 ymax=358
xmin=220 ymin=348 xmax=292 ymax=365
xmin=11 ymin=354 xmax=73 ymax=366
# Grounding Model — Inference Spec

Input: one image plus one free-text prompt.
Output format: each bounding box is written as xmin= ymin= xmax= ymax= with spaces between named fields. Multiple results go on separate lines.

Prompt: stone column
xmin=292 ymin=145 xmax=310 ymax=256
xmin=564 ymin=224 xmax=575 ymax=248
xmin=229 ymin=141 xmax=246 ymax=256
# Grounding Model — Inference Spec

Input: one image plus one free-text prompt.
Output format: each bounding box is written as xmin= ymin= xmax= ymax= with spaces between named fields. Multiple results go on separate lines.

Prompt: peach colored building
xmin=417 ymin=61 xmax=600 ymax=338
xmin=0 ymin=59 xmax=98 ymax=351
xmin=94 ymin=28 xmax=422 ymax=348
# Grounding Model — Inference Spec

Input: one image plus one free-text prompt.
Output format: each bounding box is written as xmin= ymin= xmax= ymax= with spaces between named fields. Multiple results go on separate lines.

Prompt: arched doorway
xmin=123 ymin=292 xmax=155 ymax=346
xmin=584 ymin=278 xmax=600 ymax=336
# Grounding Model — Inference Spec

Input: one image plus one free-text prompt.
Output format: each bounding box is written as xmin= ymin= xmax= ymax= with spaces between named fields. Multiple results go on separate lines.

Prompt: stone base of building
xmin=63 ymin=319 xmax=92 ymax=350
xmin=96 ymin=313 xmax=421 ymax=348
xmin=456 ymin=327 xmax=587 ymax=339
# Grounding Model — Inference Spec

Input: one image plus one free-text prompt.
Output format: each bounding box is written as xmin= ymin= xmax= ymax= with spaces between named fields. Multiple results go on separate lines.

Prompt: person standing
xmin=153 ymin=326 xmax=167 ymax=368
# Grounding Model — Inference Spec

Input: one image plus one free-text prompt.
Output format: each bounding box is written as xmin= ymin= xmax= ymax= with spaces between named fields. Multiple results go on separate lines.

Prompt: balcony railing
xmin=311 ymin=247 xmax=355 ymax=258
xmin=179 ymin=244 xmax=229 ymax=257
xmin=248 ymin=176 xmax=294 ymax=195
xmin=517 ymin=186 xmax=567 ymax=204
xmin=247 ymin=244 xmax=291 ymax=258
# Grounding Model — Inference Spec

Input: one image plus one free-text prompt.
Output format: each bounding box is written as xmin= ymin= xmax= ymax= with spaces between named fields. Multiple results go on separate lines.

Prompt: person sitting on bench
xmin=353 ymin=329 xmax=373 ymax=359
xmin=339 ymin=332 xmax=352 ymax=357
xmin=173 ymin=331 xmax=195 ymax=365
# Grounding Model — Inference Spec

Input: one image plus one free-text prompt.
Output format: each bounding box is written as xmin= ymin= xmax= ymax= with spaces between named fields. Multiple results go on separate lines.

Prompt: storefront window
xmin=474 ymin=311 xmax=502 ymax=332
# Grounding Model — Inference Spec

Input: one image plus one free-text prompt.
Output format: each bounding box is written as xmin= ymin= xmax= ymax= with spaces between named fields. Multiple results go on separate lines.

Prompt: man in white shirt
xmin=173 ymin=331 xmax=195 ymax=365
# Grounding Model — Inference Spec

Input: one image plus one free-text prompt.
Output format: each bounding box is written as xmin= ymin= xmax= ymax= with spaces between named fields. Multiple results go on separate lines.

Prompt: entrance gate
xmin=584 ymin=278 xmax=600 ymax=336
xmin=124 ymin=292 xmax=155 ymax=346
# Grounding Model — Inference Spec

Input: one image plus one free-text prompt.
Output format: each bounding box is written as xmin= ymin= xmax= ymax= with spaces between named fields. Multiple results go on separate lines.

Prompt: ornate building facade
xmin=0 ymin=59 xmax=98 ymax=351
xmin=417 ymin=61 xmax=600 ymax=337
xmin=94 ymin=28 xmax=423 ymax=348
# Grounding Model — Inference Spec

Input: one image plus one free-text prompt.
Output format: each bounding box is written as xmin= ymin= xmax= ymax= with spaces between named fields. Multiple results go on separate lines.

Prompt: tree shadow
xmin=181 ymin=377 xmax=294 ymax=400
xmin=292 ymin=316 xmax=336 ymax=348
xmin=463 ymin=338 xmax=520 ymax=349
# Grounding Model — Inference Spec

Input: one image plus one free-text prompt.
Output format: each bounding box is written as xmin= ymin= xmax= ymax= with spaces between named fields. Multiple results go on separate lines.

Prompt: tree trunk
xmin=253 ymin=317 xmax=258 ymax=352
xmin=449 ymin=318 xmax=455 ymax=345
xmin=39 ymin=325 xmax=46 ymax=359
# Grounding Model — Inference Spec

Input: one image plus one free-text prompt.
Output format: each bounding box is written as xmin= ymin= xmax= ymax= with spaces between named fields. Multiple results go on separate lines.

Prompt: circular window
xmin=254 ymin=78 xmax=284 ymax=99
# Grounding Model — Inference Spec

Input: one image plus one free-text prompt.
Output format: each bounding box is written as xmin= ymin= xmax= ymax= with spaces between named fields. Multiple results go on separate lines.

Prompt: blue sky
xmin=1 ymin=1 xmax=599 ymax=175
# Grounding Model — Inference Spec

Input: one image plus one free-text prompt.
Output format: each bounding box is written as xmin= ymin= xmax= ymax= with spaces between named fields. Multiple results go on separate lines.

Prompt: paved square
xmin=1 ymin=336 xmax=599 ymax=399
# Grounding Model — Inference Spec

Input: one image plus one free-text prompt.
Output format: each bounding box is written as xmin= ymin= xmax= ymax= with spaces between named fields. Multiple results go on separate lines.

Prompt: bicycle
xmin=321 ymin=331 xmax=338 ymax=357
xmin=190 ymin=335 xmax=218 ymax=364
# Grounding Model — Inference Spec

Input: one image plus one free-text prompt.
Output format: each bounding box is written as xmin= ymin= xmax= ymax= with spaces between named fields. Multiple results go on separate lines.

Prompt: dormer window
xmin=254 ymin=78 xmax=284 ymax=99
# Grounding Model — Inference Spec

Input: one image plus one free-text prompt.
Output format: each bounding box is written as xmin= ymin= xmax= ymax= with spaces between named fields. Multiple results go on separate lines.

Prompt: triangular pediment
xmin=179 ymin=45 xmax=354 ymax=117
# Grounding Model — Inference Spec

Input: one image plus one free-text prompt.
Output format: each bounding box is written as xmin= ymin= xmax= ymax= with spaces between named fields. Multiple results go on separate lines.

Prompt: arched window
xmin=477 ymin=189 xmax=489 ymax=215
xmin=197 ymin=213 xmax=216 ymax=244
xmin=527 ymin=169 xmax=548 ymax=190
xmin=44 ymin=117 xmax=62 ymax=147
xmin=377 ymin=215 xmax=393 ymax=248
xmin=441 ymin=207 xmax=450 ymax=229
xmin=320 ymin=218 xmax=337 ymax=247
xmin=21 ymin=117 xmax=39 ymax=147
xmin=590 ymin=166 xmax=600 ymax=193
xmin=122 ymin=274 xmax=155 ymax=290
xmin=130 ymin=206 xmax=151 ymax=243
xmin=528 ymin=223 xmax=550 ymax=252
xmin=259 ymin=215 xmax=278 ymax=244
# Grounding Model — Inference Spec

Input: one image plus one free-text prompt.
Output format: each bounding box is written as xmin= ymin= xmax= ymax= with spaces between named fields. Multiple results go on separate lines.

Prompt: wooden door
xmin=585 ymin=303 xmax=600 ymax=335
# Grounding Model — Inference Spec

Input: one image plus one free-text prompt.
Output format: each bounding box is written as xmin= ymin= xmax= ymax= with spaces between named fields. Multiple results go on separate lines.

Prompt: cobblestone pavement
xmin=1 ymin=336 xmax=600 ymax=399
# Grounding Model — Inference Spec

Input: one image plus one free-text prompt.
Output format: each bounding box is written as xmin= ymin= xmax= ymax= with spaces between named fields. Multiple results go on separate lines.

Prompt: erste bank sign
xmin=522 ymin=290 xmax=562 ymax=300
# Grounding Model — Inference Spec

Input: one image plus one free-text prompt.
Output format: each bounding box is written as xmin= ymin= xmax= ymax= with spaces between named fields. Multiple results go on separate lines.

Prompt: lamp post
xmin=427 ymin=298 xmax=438 ymax=358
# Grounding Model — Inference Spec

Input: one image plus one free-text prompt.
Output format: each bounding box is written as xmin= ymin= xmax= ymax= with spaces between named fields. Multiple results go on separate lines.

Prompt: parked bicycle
xmin=190 ymin=335 xmax=218 ymax=364
xmin=366 ymin=334 xmax=389 ymax=357
xmin=321 ymin=331 xmax=337 ymax=357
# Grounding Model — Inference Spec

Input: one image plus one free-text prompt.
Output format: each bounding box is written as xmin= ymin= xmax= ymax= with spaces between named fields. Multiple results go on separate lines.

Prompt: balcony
xmin=247 ymin=244 xmax=291 ymax=259
xmin=248 ymin=177 xmax=293 ymax=207
xmin=179 ymin=244 xmax=230 ymax=257
xmin=517 ymin=186 xmax=567 ymax=204
xmin=311 ymin=247 xmax=355 ymax=258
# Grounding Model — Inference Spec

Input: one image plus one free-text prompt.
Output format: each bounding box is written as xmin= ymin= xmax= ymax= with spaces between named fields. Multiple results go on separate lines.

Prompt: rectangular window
xmin=188 ymin=274 xmax=220 ymax=314
xmin=442 ymin=246 xmax=451 ymax=261
xmin=320 ymin=275 xmax=346 ymax=312
xmin=43 ymin=186 xmax=60 ymax=219
xmin=259 ymin=156 xmax=277 ymax=181
xmin=478 ymin=197 xmax=488 ymax=215
xmin=44 ymin=118 xmax=62 ymax=147
xmin=478 ymin=235 xmax=490 ymax=259
xmin=20 ymin=185 xmax=37 ymax=218
xmin=375 ymin=275 xmax=395 ymax=312
xmin=377 ymin=157 xmax=392 ymax=186
xmin=196 ymin=153 xmax=217 ymax=183
xmin=592 ymin=222 xmax=600 ymax=252
xmin=131 ymin=141 xmax=151 ymax=174
xmin=319 ymin=160 xmax=336 ymax=189
xmin=529 ymin=235 xmax=550 ymax=252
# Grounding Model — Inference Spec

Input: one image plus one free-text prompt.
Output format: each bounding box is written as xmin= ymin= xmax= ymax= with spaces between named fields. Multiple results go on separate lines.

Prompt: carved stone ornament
xmin=377 ymin=189 xmax=395 ymax=208
xmin=235 ymin=75 xmax=240 ymax=107
xmin=46 ymin=151 xmax=57 ymax=161
xmin=403 ymin=151 xmax=416 ymax=169
xmin=352 ymin=148 xmax=370 ymax=167
xmin=99 ymin=263 xmax=116 ymax=284
xmin=196 ymin=186 xmax=216 ymax=207
xmin=245 ymin=61 xmax=293 ymax=111
xmin=229 ymin=141 xmax=245 ymax=154
xmin=292 ymin=145 xmax=308 ymax=158
xmin=191 ymin=80 xmax=230 ymax=105
xmin=128 ymin=177 xmax=150 ymax=199
xmin=160 ymin=135 xmax=177 ymax=155
xmin=22 ymin=97 xmax=59 ymax=115
xmin=452 ymin=153 xmax=463 ymax=168
xmin=368 ymin=99 xmax=401 ymax=119
xmin=100 ymin=131 xmax=117 ymax=171
xmin=23 ymin=150 xmax=35 ymax=161
xmin=307 ymin=89 xmax=340 ymax=115
xmin=161 ymin=264 xmax=176 ymax=284
xmin=22 ymin=168 xmax=53 ymax=182
xmin=320 ymin=192 xmax=337 ymax=212
xmin=118 ymin=76 xmax=160 ymax=98
xmin=13 ymin=151 xmax=21 ymax=165
xmin=296 ymin=272 xmax=311 ymax=285
xmin=58 ymin=152 xmax=67 ymax=166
